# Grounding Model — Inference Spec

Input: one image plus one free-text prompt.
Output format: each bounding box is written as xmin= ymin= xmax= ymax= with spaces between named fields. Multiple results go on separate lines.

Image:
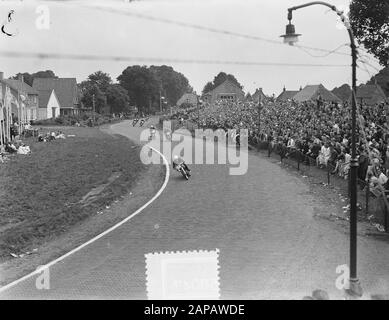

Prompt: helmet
xmin=173 ymin=155 xmax=179 ymax=161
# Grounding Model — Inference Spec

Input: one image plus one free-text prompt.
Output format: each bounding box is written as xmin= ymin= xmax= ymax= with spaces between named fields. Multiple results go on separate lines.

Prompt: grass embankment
xmin=0 ymin=126 xmax=147 ymax=259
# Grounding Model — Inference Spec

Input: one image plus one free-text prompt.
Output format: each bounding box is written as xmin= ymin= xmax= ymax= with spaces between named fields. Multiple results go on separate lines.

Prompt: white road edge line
xmin=0 ymin=146 xmax=169 ymax=294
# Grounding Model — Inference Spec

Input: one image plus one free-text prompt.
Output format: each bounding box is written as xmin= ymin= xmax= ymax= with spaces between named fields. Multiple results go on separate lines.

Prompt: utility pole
xmin=92 ymin=94 xmax=96 ymax=126
xmin=159 ymin=89 xmax=162 ymax=113
xmin=258 ymin=91 xmax=262 ymax=133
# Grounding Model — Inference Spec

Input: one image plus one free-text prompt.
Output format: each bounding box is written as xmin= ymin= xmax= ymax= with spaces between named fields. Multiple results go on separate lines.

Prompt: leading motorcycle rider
xmin=172 ymin=155 xmax=191 ymax=176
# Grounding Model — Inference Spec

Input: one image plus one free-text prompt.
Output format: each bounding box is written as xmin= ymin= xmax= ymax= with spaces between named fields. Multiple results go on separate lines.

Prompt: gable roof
xmin=3 ymin=79 xmax=38 ymax=95
xmin=332 ymin=84 xmax=352 ymax=102
xmin=293 ymin=84 xmax=342 ymax=103
xmin=277 ymin=90 xmax=299 ymax=101
xmin=32 ymin=78 xmax=78 ymax=109
xmin=356 ymin=84 xmax=387 ymax=105
xmin=205 ymin=79 xmax=244 ymax=95
xmin=177 ymin=92 xmax=198 ymax=105
xmin=252 ymin=88 xmax=267 ymax=102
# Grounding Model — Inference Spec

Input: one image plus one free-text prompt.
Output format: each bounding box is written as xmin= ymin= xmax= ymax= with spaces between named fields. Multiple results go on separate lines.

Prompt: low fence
xmin=257 ymin=140 xmax=388 ymax=232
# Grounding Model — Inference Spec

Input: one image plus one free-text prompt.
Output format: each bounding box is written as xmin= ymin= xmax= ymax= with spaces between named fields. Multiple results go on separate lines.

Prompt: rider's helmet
xmin=173 ymin=155 xmax=179 ymax=162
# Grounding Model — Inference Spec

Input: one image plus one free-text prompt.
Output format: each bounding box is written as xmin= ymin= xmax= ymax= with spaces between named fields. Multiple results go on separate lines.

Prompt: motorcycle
xmin=148 ymin=131 xmax=156 ymax=141
xmin=176 ymin=163 xmax=190 ymax=180
xmin=132 ymin=119 xmax=139 ymax=126
xmin=139 ymin=119 xmax=145 ymax=127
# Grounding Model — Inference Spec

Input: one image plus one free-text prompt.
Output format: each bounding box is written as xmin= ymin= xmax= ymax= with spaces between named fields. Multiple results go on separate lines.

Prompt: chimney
xmin=0 ymin=72 xmax=3 ymax=80
xmin=283 ymin=86 xmax=286 ymax=92
xmin=18 ymin=74 xmax=24 ymax=83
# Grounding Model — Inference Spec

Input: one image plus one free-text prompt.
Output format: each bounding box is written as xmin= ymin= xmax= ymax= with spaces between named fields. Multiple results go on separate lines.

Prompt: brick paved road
xmin=1 ymin=119 xmax=388 ymax=299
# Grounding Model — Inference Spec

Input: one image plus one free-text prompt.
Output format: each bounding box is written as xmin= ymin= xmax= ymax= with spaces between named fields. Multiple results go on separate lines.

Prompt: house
xmin=37 ymin=89 xmax=61 ymax=120
xmin=202 ymin=79 xmax=245 ymax=104
xmin=2 ymin=75 xmax=39 ymax=122
xmin=176 ymin=92 xmax=198 ymax=107
xmin=293 ymin=84 xmax=342 ymax=103
xmin=332 ymin=84 xmax=352 ymax=102
xmin=277 ymin=87 xmax=299 ymax=102
xmin=356 ymin=84 xmax=387 ymax=105
xmin=252 ymin=88 xmax=267 ymax=103
xmin=32 ymin=78 xmax=80 ymax=116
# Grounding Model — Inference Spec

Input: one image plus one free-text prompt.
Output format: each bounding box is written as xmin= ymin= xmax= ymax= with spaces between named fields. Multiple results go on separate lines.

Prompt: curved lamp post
xmin=281 ymin=1 xmax=362 ymax=297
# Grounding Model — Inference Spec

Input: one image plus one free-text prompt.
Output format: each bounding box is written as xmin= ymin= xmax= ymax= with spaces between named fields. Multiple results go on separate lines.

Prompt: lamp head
xmin=280 ymin=21 xmax=301 ymax=46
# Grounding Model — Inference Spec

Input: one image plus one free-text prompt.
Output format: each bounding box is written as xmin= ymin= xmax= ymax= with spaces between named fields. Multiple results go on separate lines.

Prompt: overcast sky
xmin=0 ymin=0 xmax=381 ymax=96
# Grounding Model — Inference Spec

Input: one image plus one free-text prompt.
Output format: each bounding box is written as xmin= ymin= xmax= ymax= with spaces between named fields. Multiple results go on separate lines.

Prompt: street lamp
xmin=281 ymin=1 xmax=362 ymax=297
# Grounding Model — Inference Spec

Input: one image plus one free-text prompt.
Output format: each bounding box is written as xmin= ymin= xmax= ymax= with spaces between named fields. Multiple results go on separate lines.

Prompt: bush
xmin=31 ymin=113 xmax=120 ymax=127
xmin=55 ymin=117 xmax=64 ymax=124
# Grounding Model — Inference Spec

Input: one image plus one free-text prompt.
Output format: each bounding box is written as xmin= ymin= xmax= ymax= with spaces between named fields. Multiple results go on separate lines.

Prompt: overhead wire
xmin=0 ymin=50 xmax=351 ymax=67
xmin=83 ymin=4 xmax=351 ymax=58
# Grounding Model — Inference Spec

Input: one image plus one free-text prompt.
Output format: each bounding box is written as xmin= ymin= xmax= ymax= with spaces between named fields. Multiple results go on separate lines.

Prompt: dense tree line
xmin=117 ymin=65 xmax=192 ymax=114
xmin=79 ymin=71 xmax=131 ymax=115
xmin=79 ymin=66 xmax=192 ymax=115
xmin=11 ymin=70 xmax=57 ymax=86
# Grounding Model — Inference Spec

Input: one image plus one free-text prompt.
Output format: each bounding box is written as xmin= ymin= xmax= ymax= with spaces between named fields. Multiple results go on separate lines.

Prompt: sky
xmin=0 ymin=0 xmax=382 ymax=96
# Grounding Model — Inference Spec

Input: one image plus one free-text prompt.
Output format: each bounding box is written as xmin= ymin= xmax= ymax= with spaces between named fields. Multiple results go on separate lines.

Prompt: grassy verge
xmin=0 ymin=126 xmax=147 ymax=259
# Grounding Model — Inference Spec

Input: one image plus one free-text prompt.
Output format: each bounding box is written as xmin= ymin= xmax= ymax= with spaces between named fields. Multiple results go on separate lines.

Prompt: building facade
xmin=33 ymin=78 xmax=80 ymax=116
xmin=37 ymin=89 xmax=61 ymax=120
xmin=3 ymin=76 xmax=39 ymax=122
xmin=202 ymin=79 xmax=245 ymax=104
xmin=0 ymin=72 xmax=27 ymax=145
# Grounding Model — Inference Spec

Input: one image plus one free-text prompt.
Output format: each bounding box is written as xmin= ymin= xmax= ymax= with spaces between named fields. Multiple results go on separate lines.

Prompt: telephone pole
xmin=92 ymin=94 xmax=96 ymax=126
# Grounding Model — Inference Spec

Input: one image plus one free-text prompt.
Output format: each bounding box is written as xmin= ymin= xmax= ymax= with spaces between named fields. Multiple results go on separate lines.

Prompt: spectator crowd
xmin=170 ymin=98 xmax=389 ymax=194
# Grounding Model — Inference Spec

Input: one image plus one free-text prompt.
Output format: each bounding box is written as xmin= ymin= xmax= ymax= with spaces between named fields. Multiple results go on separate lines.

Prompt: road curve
xmin=1 ymin=119 xmax=388 ymax=299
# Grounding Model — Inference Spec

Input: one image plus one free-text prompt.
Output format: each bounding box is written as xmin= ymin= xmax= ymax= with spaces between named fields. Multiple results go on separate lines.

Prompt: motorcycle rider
xmin=149 ymin=125 xmax=156 ymax=140
xmin=172 ymin=155 xmax=191 ymax=176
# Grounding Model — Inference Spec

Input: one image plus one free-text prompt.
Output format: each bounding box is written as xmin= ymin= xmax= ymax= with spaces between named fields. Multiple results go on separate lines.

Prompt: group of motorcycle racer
xmin=130 ymin=117 xmax=191 ymax=179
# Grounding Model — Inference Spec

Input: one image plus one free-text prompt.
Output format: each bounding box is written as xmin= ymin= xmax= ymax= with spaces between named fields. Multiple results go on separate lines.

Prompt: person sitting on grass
xmin=5 ymin=141 xmax=17 ymax=154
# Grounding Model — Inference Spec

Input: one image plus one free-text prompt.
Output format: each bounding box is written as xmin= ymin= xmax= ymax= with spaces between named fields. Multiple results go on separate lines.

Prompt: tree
xmin=202 ymin=72 xmax=243 ymax=94
xmin=118 ymin=66 xmax=160 ymax=114
xmin=106 ymin=84 xmax=130 ymax=114
xmin=79 ymin=82 xmax=106 ymax=113
xmin=202 ymin=82 xmax=214 ymax=95
xmin=32 ymin=70 xmax=57 ymax=80
xmin=150 ymin=65 xmax=192 ymax=106
xmin=11 ymin=70 xmax=57 ymax=86
xmin=79 ymin=71 xmax=130 ymax=114
xmin=87 ymin=71 xmax=112 ymax=93
xmin=349 ymin=0 xmax=389 ymax=66
xmin=367 ymin=66 xmax=389 ymax=97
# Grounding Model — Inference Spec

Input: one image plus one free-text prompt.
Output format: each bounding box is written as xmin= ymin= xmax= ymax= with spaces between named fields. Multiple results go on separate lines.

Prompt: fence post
xmin=327 ymin=165 xmax=330 ymax=185
xmin=385 ymin=195 xmax=388 ymax=233
xmin=297 ymin=151 xmax=300 ymax=171
xmin=268 ymin=142 xmax=271 ymax=157
xmin=280 ymin=145 xmax=283 ymax=163
xmin=365 ymin=182 xmax=369 ymax=216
